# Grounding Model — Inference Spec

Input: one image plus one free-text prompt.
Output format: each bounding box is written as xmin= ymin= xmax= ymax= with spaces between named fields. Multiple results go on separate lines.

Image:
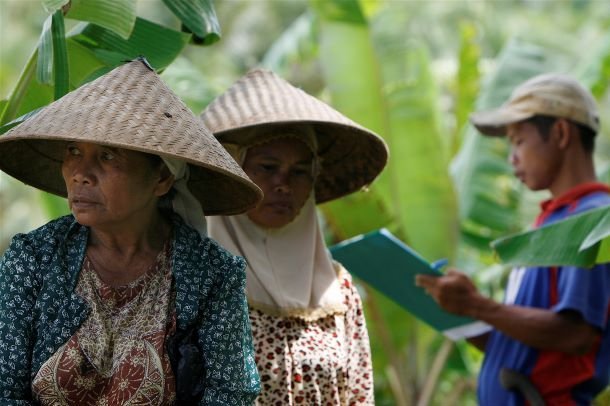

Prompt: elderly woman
xmin=0 ymin=60 xmax=261 ymax=405
xmin=203 ymin=69 xmax=388 ymax=405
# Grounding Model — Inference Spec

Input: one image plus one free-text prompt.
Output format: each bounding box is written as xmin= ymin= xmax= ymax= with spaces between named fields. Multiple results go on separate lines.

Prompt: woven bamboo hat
xmin=199 ymin=69 xmax=388 ymax=204
xmin=0 ymin=59 xmax=262 ymax=215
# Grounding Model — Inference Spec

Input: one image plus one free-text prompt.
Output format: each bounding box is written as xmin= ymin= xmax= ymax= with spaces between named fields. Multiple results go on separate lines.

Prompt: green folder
xmin=330 ymin=228 xmax=490 ymax=339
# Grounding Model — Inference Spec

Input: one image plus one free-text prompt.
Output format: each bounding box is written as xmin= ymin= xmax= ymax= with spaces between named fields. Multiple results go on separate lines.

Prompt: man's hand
xmin=415 ymin=269 xmax=599 ymax=355
xmin=415 ymin=269 xmax=487 ymax=318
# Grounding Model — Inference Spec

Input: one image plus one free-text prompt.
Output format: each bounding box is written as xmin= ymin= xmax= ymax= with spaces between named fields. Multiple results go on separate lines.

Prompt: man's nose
xmin=508 ymin=149 xmax=518 ymax=166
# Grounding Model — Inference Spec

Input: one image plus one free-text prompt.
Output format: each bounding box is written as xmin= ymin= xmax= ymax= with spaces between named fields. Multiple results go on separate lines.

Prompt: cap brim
xmin=469 ymin=107 xmax=534 ymax=137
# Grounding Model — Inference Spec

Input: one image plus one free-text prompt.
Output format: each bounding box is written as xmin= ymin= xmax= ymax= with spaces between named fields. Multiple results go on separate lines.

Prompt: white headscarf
xmin=161 ymin=156 xmax=207 ymax=237
xmin=207 ymin=129 xmax=346 ymax=320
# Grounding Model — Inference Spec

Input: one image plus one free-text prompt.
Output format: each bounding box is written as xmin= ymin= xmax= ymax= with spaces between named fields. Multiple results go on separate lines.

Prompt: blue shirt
xmin=478 ymin=183 xmax=610 ymax=405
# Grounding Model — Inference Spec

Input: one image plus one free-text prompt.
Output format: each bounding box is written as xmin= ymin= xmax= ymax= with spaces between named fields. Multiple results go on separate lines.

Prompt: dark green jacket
xmin=0 ymin=215 xmax=260 ymax=405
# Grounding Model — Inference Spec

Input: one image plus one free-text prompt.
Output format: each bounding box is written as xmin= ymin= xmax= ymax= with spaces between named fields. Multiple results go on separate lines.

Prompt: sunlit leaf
xmin=70 ymin=18 xmax=192 ymax=71
xmin=36 ymin=15 xmax=53 ymax=85
xmin=162 ymin=0 xmax=220 ymax=45
xmin=0 ymin=100 xmax=7 ymax=121
xmin=52 ymin=11 xmax=69 ymax=100
xmin=313 ymin=0 xmax=392 ymax=243
xmin=65 ymin=39 xmax=105 ymax=88
xmin=42 ymin=0 xmax=69 ymax=13
xmin=372 ymin=34 xmax=459 ymax=262
xmin=491 ymin=205 xmax=610 ymax=267
xmin=453 ymin=22 xmax=480 ymax=155
xmin=66 ymin=0 xmax=137 ymax=40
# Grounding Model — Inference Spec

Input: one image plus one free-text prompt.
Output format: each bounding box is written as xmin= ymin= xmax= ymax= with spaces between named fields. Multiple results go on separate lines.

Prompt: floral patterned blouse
xmin=32 ymin=242 xmax=176 ymax=405
xmin=249 ymin=266 xmax=374 ymax=405
xmin=0 ymin=215 xmax=260 ymax=405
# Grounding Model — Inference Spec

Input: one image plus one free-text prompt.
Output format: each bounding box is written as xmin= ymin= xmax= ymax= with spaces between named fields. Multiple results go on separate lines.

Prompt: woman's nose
xmin=272 ymin=172 xmax=291 ymax=193
xmin=66 ymin=159 xmax=95 ymax=185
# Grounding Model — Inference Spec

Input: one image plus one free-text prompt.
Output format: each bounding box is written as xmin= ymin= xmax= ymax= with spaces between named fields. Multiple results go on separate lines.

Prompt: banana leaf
xmin=310 ymin=0 xmax=393 ymax=241
xmin=51 ymin=11 xmax=69 ymax=99
xmin=70 ymin=18 xmax=191 ymax=71
xmin=1 ymin=18 xmax=192 ymax=126
xmin=162 ymin=0 xmax=221 ymax=45
xmin=66 ymin=0 xmax=137 ymax=40
xmin=453 ymin=22 xmax=480 ymax=155
xmin=42 ymin=0 xmax=69 ymax=12
xmin=491 ymin=205 xmax=610 ymax=267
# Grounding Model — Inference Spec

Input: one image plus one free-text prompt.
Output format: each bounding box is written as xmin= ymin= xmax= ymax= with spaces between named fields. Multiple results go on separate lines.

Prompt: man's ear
xmin=553 ymin=118 xmax=573 ymax=149
xmin=155 ymin=164 xmax=175 ymax=197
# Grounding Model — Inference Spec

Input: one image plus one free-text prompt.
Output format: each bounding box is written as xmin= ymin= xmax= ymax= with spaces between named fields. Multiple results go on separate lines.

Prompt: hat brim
xmin=215 ymin=120 xmax=388 ymax=204
xmin=469 ymin=107 xmax=534 ymax=137
xmin=0 ymin=60 xmax=263 ymax=216
xmin=0 ymin=136 xmax=262 ymax=216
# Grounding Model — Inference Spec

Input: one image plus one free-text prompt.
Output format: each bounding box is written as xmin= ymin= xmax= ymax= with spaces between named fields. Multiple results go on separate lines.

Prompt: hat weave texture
xmin=200 ymin=69 xmax=388 ymax=204
xmin=0 ymin=60 xmax=262 ymax=215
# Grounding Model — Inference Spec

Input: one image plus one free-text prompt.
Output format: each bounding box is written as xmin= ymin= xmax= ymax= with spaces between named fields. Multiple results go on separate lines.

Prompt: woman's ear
xmin=155 ymin=163 xmax=175 ymax=197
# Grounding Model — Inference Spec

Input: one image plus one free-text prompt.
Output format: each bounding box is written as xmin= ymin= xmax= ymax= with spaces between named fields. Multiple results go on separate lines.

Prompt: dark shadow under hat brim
xmin=216 ymin=120 xmax=389 ymax=204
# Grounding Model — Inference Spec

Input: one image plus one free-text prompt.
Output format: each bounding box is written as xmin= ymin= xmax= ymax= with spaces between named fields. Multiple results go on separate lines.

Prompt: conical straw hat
xmin=200 ymin=69 xmax=388 ymax=204
xmin=0 ymin=59 xmax=262 ymax=215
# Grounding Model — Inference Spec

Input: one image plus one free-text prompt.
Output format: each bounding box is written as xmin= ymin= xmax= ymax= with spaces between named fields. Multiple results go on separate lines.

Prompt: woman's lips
xmin=70 ymin=195 xmax=98 ymax=209
xmin=266 ymin=201 xmax=292 ymax=212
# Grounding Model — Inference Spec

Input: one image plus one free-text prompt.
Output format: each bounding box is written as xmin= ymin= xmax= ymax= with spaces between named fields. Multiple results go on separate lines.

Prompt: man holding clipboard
xmin=416 ymin=74 xmax=610 ymax=405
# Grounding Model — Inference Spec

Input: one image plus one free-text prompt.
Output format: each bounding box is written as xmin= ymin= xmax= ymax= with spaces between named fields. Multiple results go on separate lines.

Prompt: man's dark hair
xmin=526 ymin=115 xmax=596 ymax=152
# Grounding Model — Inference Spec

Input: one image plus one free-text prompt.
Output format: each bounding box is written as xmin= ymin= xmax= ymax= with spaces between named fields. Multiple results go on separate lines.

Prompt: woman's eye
xmin=66 ymin=145 xmax=80 ymax=156
xmin=293 ymin=165 xmax=313 ymax=177
xmin=101 ymin=151 xmax=115 ymax=161
xmin=260 ymin=164 xmax=276 ymax=172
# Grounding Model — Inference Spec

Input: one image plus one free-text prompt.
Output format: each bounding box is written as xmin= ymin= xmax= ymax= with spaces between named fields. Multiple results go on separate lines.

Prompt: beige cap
xmin=470 ymin=73 xmax=599 ymax=136
xmin=0 ymin=59 xmax=262 ymax=215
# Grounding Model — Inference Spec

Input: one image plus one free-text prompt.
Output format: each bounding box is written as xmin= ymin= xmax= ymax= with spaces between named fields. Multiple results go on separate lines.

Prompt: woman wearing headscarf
xmin=0 ymin=59 xmax=261 ymax=405
xmin=203 ymin=69 xmax=388 ymax=405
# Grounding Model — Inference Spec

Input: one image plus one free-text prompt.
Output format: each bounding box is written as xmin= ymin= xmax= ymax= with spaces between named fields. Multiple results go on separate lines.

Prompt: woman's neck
xmin=87 ymin=212 xmax=172 ymax=287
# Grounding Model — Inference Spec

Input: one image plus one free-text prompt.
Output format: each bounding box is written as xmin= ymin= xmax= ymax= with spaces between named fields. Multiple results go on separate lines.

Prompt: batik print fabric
xmin=0 ymin=215 xmax=260 ymax=404
xmin=250 ymin=266 xmax=374 ymax=405
xmin=32 ymin=242 xmax=176 ymax=405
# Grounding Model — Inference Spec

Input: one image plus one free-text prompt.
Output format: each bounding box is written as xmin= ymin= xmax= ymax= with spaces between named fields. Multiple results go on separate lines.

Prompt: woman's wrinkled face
xmin=61 ymin=142 xmax=171 ymax=230
xmin=243 ymin=137 xmax=314 ymax=228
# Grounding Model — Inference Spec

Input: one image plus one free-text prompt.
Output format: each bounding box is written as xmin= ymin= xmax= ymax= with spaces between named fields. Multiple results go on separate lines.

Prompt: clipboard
xmin=330 ymin=228 xmax=491 ymax=339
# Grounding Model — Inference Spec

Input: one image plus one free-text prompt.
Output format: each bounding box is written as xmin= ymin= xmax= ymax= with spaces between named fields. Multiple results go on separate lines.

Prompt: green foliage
xmin=492 ymin=205 xmax=610 ymax=267
xmin=162 ymin=0 xmax=221 ymax=45
xmin=66 ymin=0 xmax=137 ymax=40
xmin=0 ymin=0 xmax=220 ymax=130
xmin=453 ymin=22 xmax=480 ymax=154
xmin=70 ymin=18 xmax=191 ymax=70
